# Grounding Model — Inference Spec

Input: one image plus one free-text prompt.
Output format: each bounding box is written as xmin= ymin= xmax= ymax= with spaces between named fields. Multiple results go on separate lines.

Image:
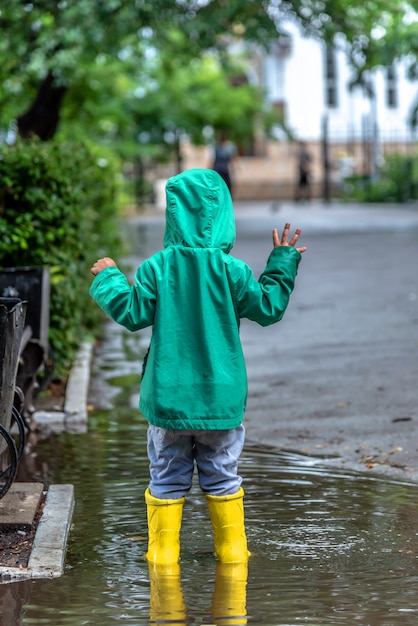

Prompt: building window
xmin=386 ymin=64 xmax=398 ymax=108
xmin=324 ymin=46 xmax=338 ymax=108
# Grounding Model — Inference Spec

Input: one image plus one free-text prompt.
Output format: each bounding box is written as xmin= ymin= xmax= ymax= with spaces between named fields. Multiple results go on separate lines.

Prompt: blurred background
xmin=1 ymin=1 xmax=418 ymax=207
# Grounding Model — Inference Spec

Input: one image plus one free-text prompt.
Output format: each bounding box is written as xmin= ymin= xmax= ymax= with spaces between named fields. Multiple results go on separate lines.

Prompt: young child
xmin=89 ymin=168 xmax=306 ymax=565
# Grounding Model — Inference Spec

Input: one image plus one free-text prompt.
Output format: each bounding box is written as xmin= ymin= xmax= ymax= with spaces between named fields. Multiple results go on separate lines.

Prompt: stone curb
xmin=0 ymin=484 xmax=74 ymax=582
xmin=33 ymin=340 xmax=93 ymax=433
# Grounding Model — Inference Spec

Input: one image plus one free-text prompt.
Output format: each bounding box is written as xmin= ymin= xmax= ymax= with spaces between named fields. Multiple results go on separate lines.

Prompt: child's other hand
xmin=273 ymin=223 xmax=307 ymax=253
xmin=91 ymin=257 xmax=117 ymax=276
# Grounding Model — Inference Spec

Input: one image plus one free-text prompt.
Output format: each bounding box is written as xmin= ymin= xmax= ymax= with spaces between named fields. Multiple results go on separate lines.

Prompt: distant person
xmin=89 ymin=168 xmax=306 ymax=566
xmin=211 ymin=131 xmax=238 ymax=196
xmin=295 ymin=141 xmax=313 ymax=201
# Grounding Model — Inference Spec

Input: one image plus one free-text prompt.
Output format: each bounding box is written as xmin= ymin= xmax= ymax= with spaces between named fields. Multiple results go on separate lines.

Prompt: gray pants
xmin=147 ymin=424 xmax=245 ymax=499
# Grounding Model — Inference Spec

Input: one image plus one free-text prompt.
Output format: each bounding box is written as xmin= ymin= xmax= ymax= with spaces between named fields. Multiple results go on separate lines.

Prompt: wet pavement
xmin=1 ymin=198 xmax=418 ymax=625
xmin=122 ymin=198 xmax=418 ymax=484
xmin=2 ymin=313 xmax=418 ymax=625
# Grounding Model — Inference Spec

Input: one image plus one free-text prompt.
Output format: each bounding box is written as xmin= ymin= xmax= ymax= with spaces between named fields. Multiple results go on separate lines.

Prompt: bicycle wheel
xmin=0 ymin=424 xmax=18 ymax=500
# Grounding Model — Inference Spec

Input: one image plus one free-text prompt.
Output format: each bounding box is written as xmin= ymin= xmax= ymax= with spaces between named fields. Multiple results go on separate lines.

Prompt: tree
xmin=1 ymin=0 xmax=416 ymax=140
xmin=48 ymin=33 xmax=271 ymax=175
xmin=0 ymin=1 xmax=281 ymax=139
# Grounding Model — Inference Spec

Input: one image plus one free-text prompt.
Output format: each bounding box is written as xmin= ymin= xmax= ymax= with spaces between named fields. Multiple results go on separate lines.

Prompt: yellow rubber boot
xmin=206 ymin=487 xmax=250 ymax=563
xmin=148 ymin=562 xmax=188 ymax=624
xmin=211 ymin=561 xmax=248 ymax=625
xmin=145 ymin=488 xmax=185 ymax=564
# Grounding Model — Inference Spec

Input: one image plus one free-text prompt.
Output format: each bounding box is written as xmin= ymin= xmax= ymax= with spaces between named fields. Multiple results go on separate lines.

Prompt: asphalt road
xmin=123 ymin=199 xmax=418 ymax=483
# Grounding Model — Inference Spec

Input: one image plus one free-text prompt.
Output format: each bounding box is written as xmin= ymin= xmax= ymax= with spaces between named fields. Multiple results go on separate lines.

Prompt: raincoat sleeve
xmin=233 ymin=246 xmax=301 ymax=326
xmin=89 ymin=262 xmax=156 ymax=331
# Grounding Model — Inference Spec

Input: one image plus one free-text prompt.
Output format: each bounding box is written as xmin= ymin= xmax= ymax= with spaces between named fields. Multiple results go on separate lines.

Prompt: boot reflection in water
xmin=148 ymin=561 xmax=248 ymax=626
xmin=148 ymin=562 xmax=187 ymax=625
xmin=210 ymin=561 xmax=248 ymax=625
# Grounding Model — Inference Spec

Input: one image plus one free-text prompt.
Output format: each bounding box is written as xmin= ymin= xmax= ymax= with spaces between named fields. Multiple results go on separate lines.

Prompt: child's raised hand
xmin=273 ymin=223 xmax=306 ymax=253
xmin=91 ymin=257 xmax=117 ymax=276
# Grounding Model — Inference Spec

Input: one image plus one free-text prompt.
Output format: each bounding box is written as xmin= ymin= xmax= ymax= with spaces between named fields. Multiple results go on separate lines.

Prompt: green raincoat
xmin=89 ymin=168 xmax=302 ymax=430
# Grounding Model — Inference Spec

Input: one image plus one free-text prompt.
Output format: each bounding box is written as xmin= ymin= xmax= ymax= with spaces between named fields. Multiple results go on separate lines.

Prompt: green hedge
xmin=0 ymin=138 xmax=121 ymax=380
xmin=341 ymin=153 xmax=418 ymax=203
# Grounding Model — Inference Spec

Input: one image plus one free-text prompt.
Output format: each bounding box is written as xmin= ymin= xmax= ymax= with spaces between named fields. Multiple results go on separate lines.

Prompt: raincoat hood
xmin=163 ymin=168 xmax=236 ymax=252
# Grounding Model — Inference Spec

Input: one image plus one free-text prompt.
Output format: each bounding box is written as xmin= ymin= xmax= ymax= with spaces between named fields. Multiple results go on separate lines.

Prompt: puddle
xmin=2 ymin=322 xmax=418 ymax=625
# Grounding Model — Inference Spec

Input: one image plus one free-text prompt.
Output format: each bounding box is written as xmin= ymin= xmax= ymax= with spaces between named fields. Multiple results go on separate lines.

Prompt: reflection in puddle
xmin=4 ymin=323 xmax=418 ymax=625
xmin=148 ymin=560 xmax=248 ymax=625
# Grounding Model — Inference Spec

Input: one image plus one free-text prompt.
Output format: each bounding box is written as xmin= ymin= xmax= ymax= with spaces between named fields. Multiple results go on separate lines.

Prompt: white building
xmin=182 ymin=22 xmax=418 ymax=200
xmin=261 ymin=21 xmax=417 ymax=144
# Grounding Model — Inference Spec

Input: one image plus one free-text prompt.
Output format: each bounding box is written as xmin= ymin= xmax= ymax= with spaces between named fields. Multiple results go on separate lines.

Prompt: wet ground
xmin=1 ymin=200 xmax=418 ymax=624
xmin=1 ymin=307 xmax=417 ymax=625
